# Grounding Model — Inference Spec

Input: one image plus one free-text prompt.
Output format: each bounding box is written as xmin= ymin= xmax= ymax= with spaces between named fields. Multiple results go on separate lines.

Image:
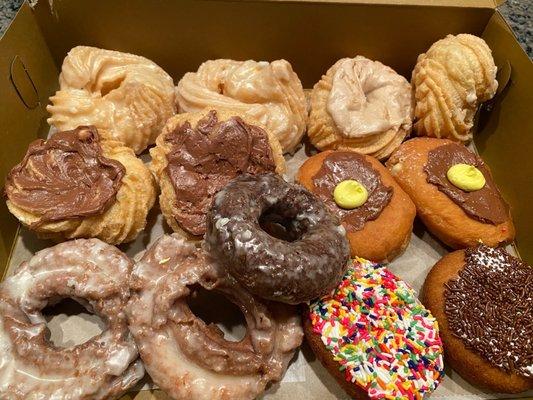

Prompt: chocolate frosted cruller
xmin=0 ymin=239 xmax=144 ymax=399
xmin=149 ymin=109 xmax=285 ymax=237
xmin=4 ymin=125 xmax=156 ymax=244
xmin=164 ymin=110 xmax=278 ymax=235
xmin=5 ymin=126 xmax=125 ymax=226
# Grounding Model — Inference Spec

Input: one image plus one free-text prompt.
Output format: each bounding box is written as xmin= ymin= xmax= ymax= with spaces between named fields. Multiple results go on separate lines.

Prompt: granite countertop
xmin=0 ymin=0 xmax=531 ymax=56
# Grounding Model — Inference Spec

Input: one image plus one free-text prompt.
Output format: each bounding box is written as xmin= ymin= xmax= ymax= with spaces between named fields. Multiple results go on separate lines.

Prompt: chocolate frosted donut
xmin=150 ymin=109 xmax=285 ymax=237
xmin=206 ymin=173 xmax=350 ymax=304
xmin=0 ymin=239 xmax=144 ymax=399
xmin=126 ymin=234 xmax=303 ymax=400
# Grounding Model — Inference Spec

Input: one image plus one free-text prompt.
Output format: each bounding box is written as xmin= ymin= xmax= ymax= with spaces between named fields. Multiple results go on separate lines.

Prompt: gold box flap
xmin=0 ymin=2 xmax=58 ymax=274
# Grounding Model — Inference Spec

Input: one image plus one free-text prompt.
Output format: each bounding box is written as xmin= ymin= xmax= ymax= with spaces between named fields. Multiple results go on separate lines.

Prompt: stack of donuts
xmin=0 ymin=33 xmax=531 ymax=400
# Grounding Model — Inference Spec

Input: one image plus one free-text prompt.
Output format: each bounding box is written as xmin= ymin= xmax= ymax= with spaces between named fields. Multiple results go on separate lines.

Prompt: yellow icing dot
xmin=446 ymin=163 xmax=486 ymax=191
xmin=333 ymin=180 xmax=368 ymax=209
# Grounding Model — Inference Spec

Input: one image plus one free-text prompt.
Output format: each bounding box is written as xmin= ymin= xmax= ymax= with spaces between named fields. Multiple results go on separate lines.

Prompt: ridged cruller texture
xmin=308 ymin=56 xmax=413 ymax=160
xmin=149 ymin=109 xmax=285 ymax=239
xmin=5 ymin=127 xmax=156 ymax=245
xmin=176 ymin=59 xmax=307 ymax=154
xmin=412 ymin=34 xmax=498 ymax=143
xmin=47 ymin=46 xmax=176 ymax=154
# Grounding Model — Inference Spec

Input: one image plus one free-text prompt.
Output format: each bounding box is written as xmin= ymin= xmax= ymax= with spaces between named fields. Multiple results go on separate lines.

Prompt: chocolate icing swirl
xmin=424 ymin=143 xmax=509 ymax=224
xmin=5 ymin=126 xmax=124 ymax=226
xmin=311 ymin=152 xmax=393 ymax=231
xmin=444 ymin=245 xmax=533 ymax=378
xmin=164 ymin=110 xmax=276 ymax=236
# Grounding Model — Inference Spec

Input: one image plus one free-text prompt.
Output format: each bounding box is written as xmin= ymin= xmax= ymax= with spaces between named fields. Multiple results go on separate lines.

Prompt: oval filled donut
xmin=0 ymin=239 xmax=144 ymax=399
xmin=422 ymin=245 xmax=533 ymax=393
xmin=206 ymin=173 xmax=350 ymax=304
xmin=306 ymin=258 xmax=445 ymax=399
xmin=386 ymin=137 xmax=515 ymax=248
xmin=126 ymin=234 xmax=303 ymax=400
xmin=47 ymin=46 xmax=176 ymax=154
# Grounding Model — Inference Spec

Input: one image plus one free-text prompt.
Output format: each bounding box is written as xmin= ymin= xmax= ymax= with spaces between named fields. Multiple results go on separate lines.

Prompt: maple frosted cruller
xmin=308 ymin=56 xmax=413 ymax=160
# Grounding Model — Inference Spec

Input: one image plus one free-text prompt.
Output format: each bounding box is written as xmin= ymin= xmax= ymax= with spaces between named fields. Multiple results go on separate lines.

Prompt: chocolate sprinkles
xmin=444 ymin=245 xmax=533 ymax=378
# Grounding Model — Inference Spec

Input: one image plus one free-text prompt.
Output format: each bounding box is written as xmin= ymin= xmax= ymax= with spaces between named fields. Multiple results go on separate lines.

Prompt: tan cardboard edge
xmin=206 ymin=0 xmax=498 ymax=8
xmin=0 ymin=1 xmax=58 ymax=272
xmin=479 ymin=10 xmax=533 ymax=262
xmin=1 ymin=2 xmax=532 ymax=399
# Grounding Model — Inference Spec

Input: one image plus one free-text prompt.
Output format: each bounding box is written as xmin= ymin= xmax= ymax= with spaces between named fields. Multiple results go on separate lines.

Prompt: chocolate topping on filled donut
xmin=207 ymin=173 xmax=350 ymax=304
xmin=311 ymin=151 xmax=393 ymax=231
xmin=4 ymin=126 xmax=125 ymax=226
xmin=126 ymin=234 xmax=302 ymax=400
xmin=444 ymin=245 xmax=533 ymax=378
xmin=424 ymin=143 xmax=509 ymax=224
xmin=164 ymin=110 xmax=277 ymax=236
xmin=0 ymin=239 xmax=143 ymax=399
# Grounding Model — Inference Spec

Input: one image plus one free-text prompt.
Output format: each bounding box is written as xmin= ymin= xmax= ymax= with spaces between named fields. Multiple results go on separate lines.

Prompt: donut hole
xmin=99 ymin=77 xmax=125 ymax=96
xmin=259 ymin=205 xmax=306 ymax=242
xmin=42 ymin=298 xmax=106 ymax=348
xmin=186 ymin=285 xmax=247 ymax=342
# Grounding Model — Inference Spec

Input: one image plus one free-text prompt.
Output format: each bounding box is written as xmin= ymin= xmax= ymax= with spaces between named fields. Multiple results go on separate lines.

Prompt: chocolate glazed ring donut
xmin=0 ymin=239 xmax=144 ymax=399
xmin=206 ymin=173 xmax=350 ymax=304
xmin=126 ymin=234 xmax=303 ymax=400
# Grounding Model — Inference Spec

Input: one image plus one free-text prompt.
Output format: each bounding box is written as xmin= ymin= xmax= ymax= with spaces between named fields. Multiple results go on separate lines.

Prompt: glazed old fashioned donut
xmin=126 ymin=234 xmax=303 ymax=400
xmin=386 ymin=137 xmax=515 ymax=249
xmin=297 ymin=150 xmax=416 ymax=263
xmin=206 ymin=173 xmax=350 ymax=304
xmin=0 ymin=239 xmax=144 ymax=399
xmin=305 ymin=258 xmax=445 ymax=399
xmin=47 ymin=46 xmax=176 ymax=154
xmin=176 ymin=59 xmax=307 ymax=153
xmin=4 ymin=126 xmax=156 ymax=245
xmin=150 ymin=109 xmax=285 ymax=238
xmin=308 ymin=56 xmax=413 ymax=160
xmin=422 ymin=245 xmax=533 ymax=393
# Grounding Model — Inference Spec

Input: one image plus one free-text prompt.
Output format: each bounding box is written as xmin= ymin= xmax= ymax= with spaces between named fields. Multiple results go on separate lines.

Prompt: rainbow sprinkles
xmin=309 ymin=258 xmax=444 ymax=399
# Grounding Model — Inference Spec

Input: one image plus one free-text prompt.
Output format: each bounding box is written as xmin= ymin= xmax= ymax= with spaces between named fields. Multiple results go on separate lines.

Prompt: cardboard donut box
xmin=1 ymin=1 xmax=532 ymax=399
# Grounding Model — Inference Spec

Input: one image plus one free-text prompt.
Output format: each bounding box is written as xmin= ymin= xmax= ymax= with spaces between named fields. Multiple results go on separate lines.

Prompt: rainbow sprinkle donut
xmin=307 ymin=258 xmax=444 ymax=399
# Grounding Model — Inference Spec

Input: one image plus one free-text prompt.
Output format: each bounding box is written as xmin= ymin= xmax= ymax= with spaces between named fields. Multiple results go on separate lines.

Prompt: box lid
xmin=238 ymin=0 xmax=502 ymax=9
